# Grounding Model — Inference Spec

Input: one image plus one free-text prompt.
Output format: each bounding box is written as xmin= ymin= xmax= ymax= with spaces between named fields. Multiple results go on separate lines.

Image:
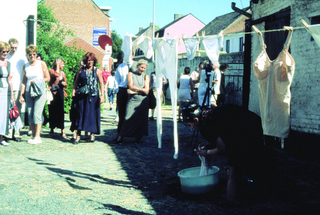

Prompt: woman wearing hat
xmin=115 ymin=59 xmax=149 ymax=144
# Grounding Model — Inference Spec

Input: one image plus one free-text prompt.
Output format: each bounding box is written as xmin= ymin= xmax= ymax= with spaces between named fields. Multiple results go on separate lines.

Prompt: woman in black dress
xmin=71 ymin=52 xmax=104 ymax=144
xmin=48 ymin=57 xmax=67 ymax=138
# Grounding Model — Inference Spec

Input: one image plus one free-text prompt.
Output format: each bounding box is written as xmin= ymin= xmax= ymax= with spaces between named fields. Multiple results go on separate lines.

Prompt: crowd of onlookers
xmin=0 ymin=37 xmax=229 ymax=147
xmin=0 ymin=38 xmax=107 ymax=146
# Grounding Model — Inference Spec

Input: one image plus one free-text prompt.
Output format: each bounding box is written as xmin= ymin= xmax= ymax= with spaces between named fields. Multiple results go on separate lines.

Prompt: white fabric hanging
xmin=153 ymin=38 xmax=179 ymax=159
xmin=133 ymin=34 xmax=154 ymax=59
xmin=306 ymin=24 xmax=320 ymax=48
xmin=202 ymin=34 xmax=224 ymax=66
xmin=121 ymin=33 xmax=134 ymax=66
xmin=183 ymin=37 xmax=200 ymax=60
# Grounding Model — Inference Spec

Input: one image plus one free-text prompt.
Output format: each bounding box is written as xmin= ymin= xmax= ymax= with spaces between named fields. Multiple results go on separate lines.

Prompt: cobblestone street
xmin=1 ymin=105 xmax=320 ymax=215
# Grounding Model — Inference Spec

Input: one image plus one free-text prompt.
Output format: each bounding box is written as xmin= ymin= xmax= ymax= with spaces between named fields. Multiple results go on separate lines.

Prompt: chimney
xmin=174 ymin=14 xmax=183 ymax=20
xmin=139 ymin=27 xmax=143 ymax=32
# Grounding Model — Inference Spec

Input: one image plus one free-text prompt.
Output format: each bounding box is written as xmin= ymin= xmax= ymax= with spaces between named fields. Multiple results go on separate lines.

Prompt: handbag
xmin=9 ymin=105 xmax=20 ymax=121
xmin=75 ymin=85 xmax=89 ymax=96
xmin=50 ymin=85 xmax=60 ymax=92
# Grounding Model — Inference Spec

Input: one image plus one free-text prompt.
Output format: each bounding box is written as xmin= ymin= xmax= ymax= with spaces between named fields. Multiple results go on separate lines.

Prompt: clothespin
xmin=301 ymin=19 xmax=309 ymax=29
xmin=218 ymin=30 xmax=224 ymax=37
xmin=283 ymin=26 xmax=293 ymax=31
xmin=202 ymin=31 xmax=205 ymax=37
xmin=175 ymin=35 xmax=181 ymax=46
xmin=252 ymin=25 xmax=262 ymax=35
xmin=156 ymin=33 xmax=159 ymax=38
xmin=196 ymin=32 xmax=199 ymax=38
xmin=182 ymin=33 xmax=185 ymax=39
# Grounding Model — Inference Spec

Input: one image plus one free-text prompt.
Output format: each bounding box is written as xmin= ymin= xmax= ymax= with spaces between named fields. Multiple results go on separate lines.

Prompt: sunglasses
xmin=11 ymin=47 xmax=17 ymax=50
xmin=1 ymin=51 xmax=9 ymax=54
xmin=28 ymin=53 xmax=37 ymax=57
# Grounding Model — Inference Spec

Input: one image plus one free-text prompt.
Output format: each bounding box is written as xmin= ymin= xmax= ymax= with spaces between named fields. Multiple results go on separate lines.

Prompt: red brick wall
xmin=45 ymin=0 xmax=113 ymax=70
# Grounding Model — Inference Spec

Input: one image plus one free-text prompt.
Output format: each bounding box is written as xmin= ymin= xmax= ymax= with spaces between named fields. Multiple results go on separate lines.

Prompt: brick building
xmin=249 ymin=0 xmax=320 ymax=137
xmin=45 ymin=0 xmax=114 ymax=70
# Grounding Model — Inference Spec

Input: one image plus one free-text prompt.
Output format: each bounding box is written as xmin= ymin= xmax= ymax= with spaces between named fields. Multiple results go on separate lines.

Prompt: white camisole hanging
xmin=253 ymin=29 xmax=295 ymax=139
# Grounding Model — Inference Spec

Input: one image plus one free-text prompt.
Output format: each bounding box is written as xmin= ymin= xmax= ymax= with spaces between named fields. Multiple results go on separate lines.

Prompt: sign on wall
xmin=93 ymin=27 xmax=107 ymax=46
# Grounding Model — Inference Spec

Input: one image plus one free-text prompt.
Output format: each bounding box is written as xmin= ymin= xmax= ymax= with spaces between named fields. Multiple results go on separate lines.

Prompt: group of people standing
xmin=0 ymin=38 xmax=106 ymax=146
xmin=177 ymin=61 xmax=229 ymax=120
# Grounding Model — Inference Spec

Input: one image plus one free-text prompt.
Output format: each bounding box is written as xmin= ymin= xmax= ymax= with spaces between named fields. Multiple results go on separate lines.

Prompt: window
xmin=226 ymin=40 xmax=230 ymax=53
xmin=239 ymin=37 xmax=244 ymax=52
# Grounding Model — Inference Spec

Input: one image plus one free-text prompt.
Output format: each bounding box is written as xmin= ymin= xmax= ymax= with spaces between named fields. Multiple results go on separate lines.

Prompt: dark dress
xmin=199 ymin=104 xmax=274 ymax=183
xmin=71 ymin=67 xmax=101 ymax=134
xmin=119 ymin=72 xmax=149 ymax=139
xmin=49 ymin=69 xmax=65 ymax=129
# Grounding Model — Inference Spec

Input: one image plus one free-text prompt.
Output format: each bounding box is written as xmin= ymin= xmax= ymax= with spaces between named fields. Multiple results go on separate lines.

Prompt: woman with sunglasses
xmin=0 ymin=41 xmax=14 ymax=146
xmin=19 ymin=45 xmax=50 ymax=144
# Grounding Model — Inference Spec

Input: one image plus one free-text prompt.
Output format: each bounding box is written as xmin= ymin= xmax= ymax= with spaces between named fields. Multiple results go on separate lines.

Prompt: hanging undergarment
xmin=202 ymin=34 xmax=224 ymax=66
xmin=182 ymin=34 xmax=223 ymax=64
xmin=306 ymin=24 xmax=320 ymax=48
xmin=183 ymin=37 xmax=200 ymax=60
xmin=133 ymin=34 xmax=154 ymax=59
xmin=121 ymin=34 xmax=134 ymax=66
xmin=253 ymin=29 xmax=295 ymax=139
xmin=153 ymin=38 xmax=179 ymax=158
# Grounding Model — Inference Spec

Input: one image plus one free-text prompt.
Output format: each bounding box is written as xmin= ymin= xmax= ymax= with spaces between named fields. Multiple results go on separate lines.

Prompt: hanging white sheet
xmin=306 ymin=24 xmax=320 ymax=48
xmin=153 ymin=38 xmax=179 ymax=159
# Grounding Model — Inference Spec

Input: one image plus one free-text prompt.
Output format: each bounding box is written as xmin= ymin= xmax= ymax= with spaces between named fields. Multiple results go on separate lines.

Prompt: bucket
xmin=177 ymin=166 xmax=219 ymax=194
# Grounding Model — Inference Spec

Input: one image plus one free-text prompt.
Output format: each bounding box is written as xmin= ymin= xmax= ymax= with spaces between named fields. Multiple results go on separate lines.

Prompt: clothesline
xmin=224 ymin=26 xmax=305 ymax=37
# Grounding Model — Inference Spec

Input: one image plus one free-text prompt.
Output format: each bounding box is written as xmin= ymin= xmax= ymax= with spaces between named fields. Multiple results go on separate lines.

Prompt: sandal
xmin=73 ymin=135 xmax=80 ymax=145
xmin=61 ymin=131 xmax=67 ymax=139
xmin=90 ymin=133 xmax=95 ymax=142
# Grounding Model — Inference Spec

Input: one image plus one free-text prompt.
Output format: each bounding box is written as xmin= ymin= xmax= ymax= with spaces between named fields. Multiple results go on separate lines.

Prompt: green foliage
xmin=111 ymin=30 xmax=123 ymax=68
xmin=37 ymin=1 xmax=85 ymax=113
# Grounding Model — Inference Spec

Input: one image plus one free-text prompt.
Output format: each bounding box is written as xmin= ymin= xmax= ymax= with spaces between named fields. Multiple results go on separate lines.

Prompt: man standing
xmin=6 ymin=38 xmax=27 ymax=141
xmin=212 ymin=65 xmax=221 ymax=107
xmin=216 ymin=63 xmax=229 ymax=106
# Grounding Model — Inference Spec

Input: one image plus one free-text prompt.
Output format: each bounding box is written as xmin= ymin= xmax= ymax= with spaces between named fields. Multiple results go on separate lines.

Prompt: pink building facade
xmin=156 ymin=14 xmax=205 ymax=54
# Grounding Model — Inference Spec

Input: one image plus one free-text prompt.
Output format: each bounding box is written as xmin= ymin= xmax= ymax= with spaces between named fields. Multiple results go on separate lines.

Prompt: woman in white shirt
xmin=19 ymin=45 xmax=50 ymax=144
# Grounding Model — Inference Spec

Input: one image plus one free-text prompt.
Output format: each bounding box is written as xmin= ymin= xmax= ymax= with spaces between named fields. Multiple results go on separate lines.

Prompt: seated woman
xmin=115 ymin=59 xmax=149 ymax=144
xmin=182 ymin=103 xmax=277 ymax=202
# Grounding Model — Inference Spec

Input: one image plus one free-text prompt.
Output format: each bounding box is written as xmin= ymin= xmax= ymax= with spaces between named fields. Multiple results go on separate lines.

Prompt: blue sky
xmin=93 ymin=0 xmax=250 ymax=38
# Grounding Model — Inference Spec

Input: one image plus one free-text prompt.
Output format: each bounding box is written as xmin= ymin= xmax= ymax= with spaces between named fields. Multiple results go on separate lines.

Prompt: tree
xmin=37 ymin=0 xmax=85 ymax=113
xmin=111 ymin=30 xmax=123 ymax=69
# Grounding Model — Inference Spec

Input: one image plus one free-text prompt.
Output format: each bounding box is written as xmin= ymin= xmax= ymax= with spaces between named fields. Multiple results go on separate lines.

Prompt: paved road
xmin=0 ymin=106 xmax=210 ymax=215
